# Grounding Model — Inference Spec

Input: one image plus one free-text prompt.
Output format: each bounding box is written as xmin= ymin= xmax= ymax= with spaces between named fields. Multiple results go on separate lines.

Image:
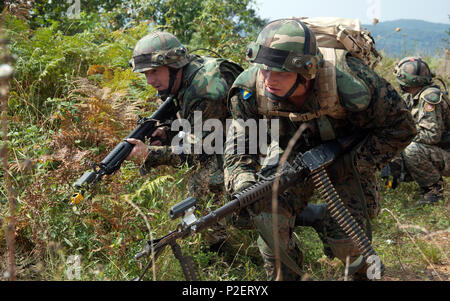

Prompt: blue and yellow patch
xmin=240 ymin=89 xmax=252 ymax=100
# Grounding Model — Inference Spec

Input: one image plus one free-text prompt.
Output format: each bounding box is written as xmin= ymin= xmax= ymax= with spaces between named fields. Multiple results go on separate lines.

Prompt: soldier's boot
xmin=257 ymin=236 xmax=304 ymax=281
xmin=418 ymin=179 xmax=444 ymax=205
xmin=295 ymin=204 xmax=333 ymax=258
xmin=327 ymin=237 xmax=369 ymax=281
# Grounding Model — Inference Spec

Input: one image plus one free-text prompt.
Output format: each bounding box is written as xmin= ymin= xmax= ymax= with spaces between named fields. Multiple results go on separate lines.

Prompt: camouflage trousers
xmin=143 ymin=145 xmax=229 ymax=246
xmin=240 ymin=153 xmax=380 ymax=281
xmin=402 ymin=142 xmax=450 ymax=188
xmin=187 ymin=157 xmax=229 ymax=246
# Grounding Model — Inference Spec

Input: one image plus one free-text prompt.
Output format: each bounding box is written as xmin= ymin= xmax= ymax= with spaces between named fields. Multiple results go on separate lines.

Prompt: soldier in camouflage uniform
xmin=126 ymin=31 xmax=243 ymax=248
xmin=224 ymin=19 xmax=416 ymax=280
xmin=389 ymin=57 xmax=450 ymax=204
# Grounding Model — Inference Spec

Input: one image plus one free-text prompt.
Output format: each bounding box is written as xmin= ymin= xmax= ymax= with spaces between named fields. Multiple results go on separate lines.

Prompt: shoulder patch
xmin=423 ymin=102 xmax=436 ymax=112
xmin=240 ymin=89 xmax=253 ymax=100
xmin=421 ymin=87 xmax=442 ymax=105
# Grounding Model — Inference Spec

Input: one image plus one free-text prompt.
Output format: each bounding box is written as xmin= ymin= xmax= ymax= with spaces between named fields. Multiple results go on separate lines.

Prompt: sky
xmin=254 ymin=0 xmax=449 ymax=24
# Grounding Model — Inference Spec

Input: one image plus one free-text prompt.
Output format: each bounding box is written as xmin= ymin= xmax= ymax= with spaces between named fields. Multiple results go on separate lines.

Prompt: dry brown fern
xmin=3 ymin=0 xmax=33 ymax=21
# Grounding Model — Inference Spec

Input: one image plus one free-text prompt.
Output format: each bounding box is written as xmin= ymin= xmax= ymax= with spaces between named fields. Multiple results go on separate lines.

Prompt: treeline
xmin=3 ymin=0 xmax=267 ymax=119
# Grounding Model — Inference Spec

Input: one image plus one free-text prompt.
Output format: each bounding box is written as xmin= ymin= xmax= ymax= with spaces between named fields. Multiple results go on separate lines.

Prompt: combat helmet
xmin=245 ymin=18 xmax=323 ymax=101
xmin=394 ymin=56 xmax=434 ymax=88
xmin=130 ymin=31 xmax=189 ymax=73
xmin=130 ymin=32 xmax=189 ymax=98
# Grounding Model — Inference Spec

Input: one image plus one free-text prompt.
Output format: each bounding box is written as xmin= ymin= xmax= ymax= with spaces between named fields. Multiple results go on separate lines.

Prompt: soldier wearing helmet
xmin=126 ymin=31 xmax=243 ymax=250
xmin=224 ymin=19 xmax=416 ymax=280
xmin=389 ymin=57 xmax=449 ymax=204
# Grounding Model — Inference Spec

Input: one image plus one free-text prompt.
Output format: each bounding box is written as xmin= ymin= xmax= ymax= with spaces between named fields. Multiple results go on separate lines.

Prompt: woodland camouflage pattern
xmin=394 ymin=56 xmax=433 ymax=88
xmin=139 ymin=55 xmax=241 ymax=243
xmin=224 ymin=54 xmax=417 ymax=280
xmin=246 ymin=18 xmax=322 ymax=80
xmin=396 ymin=85 xmax=450 ymax=189
xmin=131 ymin=31 xmax=190 ymax=72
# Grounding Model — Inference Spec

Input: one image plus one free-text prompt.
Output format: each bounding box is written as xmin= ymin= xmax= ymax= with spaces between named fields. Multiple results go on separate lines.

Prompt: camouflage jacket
xmin=401 ymin=84 xmax=450 ymax=146
xmin=140 ymin=55 xmax=242 ymax=192
xmin=224 ymin=54 xmax=417 ymax=194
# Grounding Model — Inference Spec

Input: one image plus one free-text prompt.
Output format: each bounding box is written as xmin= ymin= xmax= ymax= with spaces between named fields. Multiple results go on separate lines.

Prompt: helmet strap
xmin=158 ymin=67 xmax=179 ymax=100
xmin=264 ymin=73 xmax=305 ymax=102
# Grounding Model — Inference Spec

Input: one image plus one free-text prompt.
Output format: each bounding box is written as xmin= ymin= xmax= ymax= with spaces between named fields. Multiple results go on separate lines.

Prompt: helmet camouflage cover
xmin=130 ymin=31 xmax=190 ymax=73
xmin=245 ymin=18 xmax=323 ymax=80
xmin=394 ymin=56 xmax=433 ymax=88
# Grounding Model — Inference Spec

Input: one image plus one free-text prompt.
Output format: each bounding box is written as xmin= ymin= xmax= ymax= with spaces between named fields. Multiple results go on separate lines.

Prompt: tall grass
xmin=0 ymin=13 xmax=448 ymax=281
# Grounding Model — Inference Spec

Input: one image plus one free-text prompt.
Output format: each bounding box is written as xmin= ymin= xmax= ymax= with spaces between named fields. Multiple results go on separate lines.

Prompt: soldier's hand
xmin=150 ymin=128 xmax=168 ymax=146
xmin=234 ymin=181 xmax=256 ymax=194
xmin=126 ymin=138 xmax=150 ymax=165
xmin=234 ymin=180 xmax=266 ymax=214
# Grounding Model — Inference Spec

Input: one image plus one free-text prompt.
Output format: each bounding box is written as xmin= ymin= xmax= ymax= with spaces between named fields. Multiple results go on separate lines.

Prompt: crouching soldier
xmin=126 ymin=31 xmax=243 ymax=250
xmin=224 ymin=19 xmax=416 ymax=280
xmin=384 ymin=57 xmax=449 ymax=204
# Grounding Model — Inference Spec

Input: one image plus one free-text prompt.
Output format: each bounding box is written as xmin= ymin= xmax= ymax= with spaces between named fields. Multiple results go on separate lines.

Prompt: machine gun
xmin=71 ymin=96 xmax=178 ymax=203
xmin=134 ymin=135 xmax=385 ymax=280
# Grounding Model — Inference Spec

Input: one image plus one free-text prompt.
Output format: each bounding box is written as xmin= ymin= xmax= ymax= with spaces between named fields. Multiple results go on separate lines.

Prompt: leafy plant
xmin=1 ymin=3 xmax=448 ymax=282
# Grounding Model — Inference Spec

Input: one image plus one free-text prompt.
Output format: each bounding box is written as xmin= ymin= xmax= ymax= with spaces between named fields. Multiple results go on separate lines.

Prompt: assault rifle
xmin=71 ymin=96 xmax=178 ymax=203
xmin=134 ymin=135 xmax=385 ymax=280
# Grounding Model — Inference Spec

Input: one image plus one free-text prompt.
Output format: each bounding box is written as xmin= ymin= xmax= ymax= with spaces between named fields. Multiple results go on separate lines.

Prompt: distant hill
xmin=363 ymin=19 xmax=449 ymax=58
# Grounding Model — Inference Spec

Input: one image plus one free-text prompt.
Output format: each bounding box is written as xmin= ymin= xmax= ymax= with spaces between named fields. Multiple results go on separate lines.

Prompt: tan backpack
xmin=298 ymin=17 xmax=382 ymax=69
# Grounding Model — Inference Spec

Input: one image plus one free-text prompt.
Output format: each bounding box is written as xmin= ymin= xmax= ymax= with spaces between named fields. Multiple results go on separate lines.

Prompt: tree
xmin=138 ymin=0 xmax=267 ymax=64
xmin=188 ymin=0 xmax=267 ymax=63
xmin=135 ymin=0 xmax=266 ymax=45
xmin=29 ymin=0 xmax=124 ymax=29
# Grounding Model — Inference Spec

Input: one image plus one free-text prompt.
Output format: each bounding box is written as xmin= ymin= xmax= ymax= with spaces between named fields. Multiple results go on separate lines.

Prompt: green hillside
xmin=364 ymin=19 xmax=449 ymax=57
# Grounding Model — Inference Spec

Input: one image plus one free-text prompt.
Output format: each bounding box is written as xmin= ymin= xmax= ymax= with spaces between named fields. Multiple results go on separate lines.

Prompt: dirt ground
xmin=383 ymin=231 xmax=449 ymax=281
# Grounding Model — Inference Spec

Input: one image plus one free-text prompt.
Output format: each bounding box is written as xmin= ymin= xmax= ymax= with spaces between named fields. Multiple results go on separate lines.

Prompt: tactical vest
xmin=253 ymin=48 xmax=371 ymax=141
